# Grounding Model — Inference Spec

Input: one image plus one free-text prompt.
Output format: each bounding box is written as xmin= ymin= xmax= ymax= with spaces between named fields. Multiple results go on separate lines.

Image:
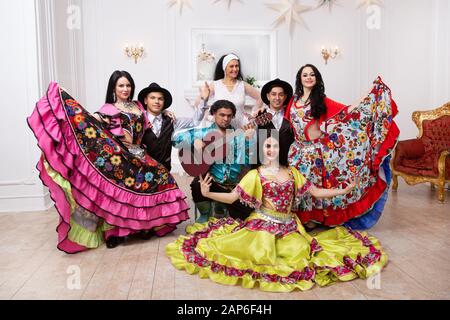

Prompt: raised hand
xmin=199 ymin=173 xmax=213 ymax=197
xmin=163 ymin=110 xmax=177 ymax=122
xmin=199 ymin=81 xmax=211 ymax=102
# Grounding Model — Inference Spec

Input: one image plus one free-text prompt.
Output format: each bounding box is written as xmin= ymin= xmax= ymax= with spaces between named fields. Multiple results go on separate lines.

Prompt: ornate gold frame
xmin=392 ymin=102 xmax=450 ymax=202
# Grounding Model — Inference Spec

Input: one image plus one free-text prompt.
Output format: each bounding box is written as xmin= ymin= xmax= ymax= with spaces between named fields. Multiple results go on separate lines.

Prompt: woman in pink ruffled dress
xmin=27 ymin=70 xmax=190 ymax=253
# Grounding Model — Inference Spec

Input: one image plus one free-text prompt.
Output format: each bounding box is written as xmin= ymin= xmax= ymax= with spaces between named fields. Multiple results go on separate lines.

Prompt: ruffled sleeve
xmin=322 ymin=97 xmax=348 ymax=122
xmin=234 ymin=169 xmax=263 ymax=209
xmin=96 ymin=104 xmax=124 ymax=137
xmin=291 ymin=167 xmax=312 ymax=197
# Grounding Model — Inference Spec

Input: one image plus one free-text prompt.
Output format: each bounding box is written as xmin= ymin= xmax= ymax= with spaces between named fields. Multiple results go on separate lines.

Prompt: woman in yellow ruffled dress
xmin=166 ymin=134 xmax=388 ymax=292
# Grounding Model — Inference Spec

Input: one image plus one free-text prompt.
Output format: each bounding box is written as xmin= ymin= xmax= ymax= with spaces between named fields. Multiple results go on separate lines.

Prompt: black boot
xmin=106 ymin=236 xmax=124 ymax=249
xmin=195 ymin=201 xmax=212 ymax=223
xmin=138 ymin=230 xmax=155 ymax=241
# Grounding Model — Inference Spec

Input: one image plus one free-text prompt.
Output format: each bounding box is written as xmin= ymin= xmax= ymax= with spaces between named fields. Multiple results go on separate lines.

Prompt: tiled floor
xmin=0 ymin=176 xmax=449 ymax=300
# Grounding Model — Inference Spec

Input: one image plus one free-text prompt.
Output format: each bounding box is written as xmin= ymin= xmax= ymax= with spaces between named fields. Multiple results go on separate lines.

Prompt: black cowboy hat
xmin=260 ymin=78 xmax=293 ymax=107
xmin=138 ymin=83 xmax=173 ymax=110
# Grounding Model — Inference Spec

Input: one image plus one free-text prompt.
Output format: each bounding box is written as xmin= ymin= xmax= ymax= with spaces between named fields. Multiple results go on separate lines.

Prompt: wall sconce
xmin=124 ymin=44 xmax=144 ymax=64
xmin=321 ymin=46 xmax=339 ymax=65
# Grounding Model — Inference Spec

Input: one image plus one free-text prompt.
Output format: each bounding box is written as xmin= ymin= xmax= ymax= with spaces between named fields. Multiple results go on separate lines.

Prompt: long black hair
xmin=214 ymin=54 xmax=244 ymax=81
xmin=295 ymin=64 xmax=326 ymax=119
xmin=251 ymin=129 xmax=289 ymax=169
xmin=105 ymin=70 xmax=135 ymax=104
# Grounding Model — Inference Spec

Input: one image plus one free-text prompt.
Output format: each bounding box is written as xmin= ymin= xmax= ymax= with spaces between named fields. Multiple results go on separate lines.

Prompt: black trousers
xmin=190 ymin=177 xmax=253 ymax=220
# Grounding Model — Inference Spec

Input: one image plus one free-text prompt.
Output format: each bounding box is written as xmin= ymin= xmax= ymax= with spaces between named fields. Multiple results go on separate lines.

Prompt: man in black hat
xmin=258 ymin=78 xmax=295 ymax=165
xmin=139 ymin=83 xmax=207 ymax=171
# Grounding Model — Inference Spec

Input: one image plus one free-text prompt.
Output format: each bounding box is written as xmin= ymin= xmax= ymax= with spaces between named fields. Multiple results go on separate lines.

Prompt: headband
xmin=222 ymin=54 xmax=240 ymax=71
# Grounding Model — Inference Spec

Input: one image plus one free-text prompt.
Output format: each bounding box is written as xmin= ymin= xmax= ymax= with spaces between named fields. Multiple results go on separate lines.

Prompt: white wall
xmin=82 ymin=0 xmax=174 ymax=111
xmin=375 ymin=0 xmax=450 ymax=139
xmin=0 ymin=0 xmax=52 ymax=212
xmin=1 ymin=0 xmax=449 ymax=212
xmin=53 ymin=0 xmax=87 ymax=103
xmin=0 ymin=0 xmax=87 ymax=213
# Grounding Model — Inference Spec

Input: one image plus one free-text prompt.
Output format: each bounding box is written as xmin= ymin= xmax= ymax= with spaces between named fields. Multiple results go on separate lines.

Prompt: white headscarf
xmin=222 ymin=54 xmax=240 ymax=71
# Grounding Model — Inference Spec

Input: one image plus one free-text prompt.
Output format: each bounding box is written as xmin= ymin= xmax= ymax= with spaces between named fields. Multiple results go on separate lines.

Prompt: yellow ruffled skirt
xmin=166 ymin=213 xmax=388 ymax=292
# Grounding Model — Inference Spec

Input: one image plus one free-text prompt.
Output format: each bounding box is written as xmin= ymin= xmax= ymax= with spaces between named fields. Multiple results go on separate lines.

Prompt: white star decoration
xmin=356 ymin=0 xmax=383 ymax=9
xmin=168 ymin=0 xmax=193 ymax=15
xmin=213 ymin=0 xmax=243 ymax=10
xmin=266 ymin=0 xmax=313 ymax=35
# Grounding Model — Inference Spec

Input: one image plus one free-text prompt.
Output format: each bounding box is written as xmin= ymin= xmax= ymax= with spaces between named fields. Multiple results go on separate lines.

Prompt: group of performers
xmin=27 ymin=53 xmax=399 ymax=292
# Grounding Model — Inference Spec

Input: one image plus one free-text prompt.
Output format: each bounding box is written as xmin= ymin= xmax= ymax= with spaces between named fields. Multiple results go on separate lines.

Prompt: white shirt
xmin=267 ymin=107 xmax=285 ymax=131
xmin=213 ymin=80 xmax=246 ymax=112
xmin=147 ymin=113 xmax=164 ymax=137
xmin=146 ymin=101 xmax=208 ymax=137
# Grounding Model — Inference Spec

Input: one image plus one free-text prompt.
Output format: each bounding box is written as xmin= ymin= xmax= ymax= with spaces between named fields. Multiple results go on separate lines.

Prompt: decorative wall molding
xmin=0 ymin=179 xmax=38 ymax=187
xmin=35 ymin=0 xmax=58 ymax=88
xmin=0 ymin=192 xmax=50 ymax=200
xmin=0 ymin=193 xmax=53 ymax=213
xmin=190 ymin=28 xmax=277 ymax=86
xmin=0 ymin=0 xmax=54 ymax=213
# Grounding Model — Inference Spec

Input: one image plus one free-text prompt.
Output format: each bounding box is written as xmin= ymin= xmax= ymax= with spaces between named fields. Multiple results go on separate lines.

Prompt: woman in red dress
xmin=286 ymin=64 xmax=399 ymax=230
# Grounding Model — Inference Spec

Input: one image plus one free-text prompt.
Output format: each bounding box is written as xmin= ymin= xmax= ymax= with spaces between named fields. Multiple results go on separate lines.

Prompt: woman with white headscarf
xmin=196 ymin=53 xmax=263 ymax=128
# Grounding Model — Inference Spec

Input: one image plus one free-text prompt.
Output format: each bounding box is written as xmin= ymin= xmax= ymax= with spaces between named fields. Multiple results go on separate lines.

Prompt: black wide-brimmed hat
xmin=260 ymin=78 xmax=293 ymax=107
xmin=138 ymin=83 xmax=173 ymax=110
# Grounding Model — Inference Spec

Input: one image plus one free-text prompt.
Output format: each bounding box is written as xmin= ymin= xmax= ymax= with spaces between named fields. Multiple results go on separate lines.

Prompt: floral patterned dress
xmin=287 ymin=77 xmax=399 ymax=229
xmin=166 ymin=167 xmax=387 ymax=292
xmin=27 ymin=83 xmax=190 ymax=254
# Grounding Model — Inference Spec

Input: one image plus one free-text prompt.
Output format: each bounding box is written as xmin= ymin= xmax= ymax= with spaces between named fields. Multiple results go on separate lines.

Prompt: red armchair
xmin=392 ymin=102 xmax=450 ymax=202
